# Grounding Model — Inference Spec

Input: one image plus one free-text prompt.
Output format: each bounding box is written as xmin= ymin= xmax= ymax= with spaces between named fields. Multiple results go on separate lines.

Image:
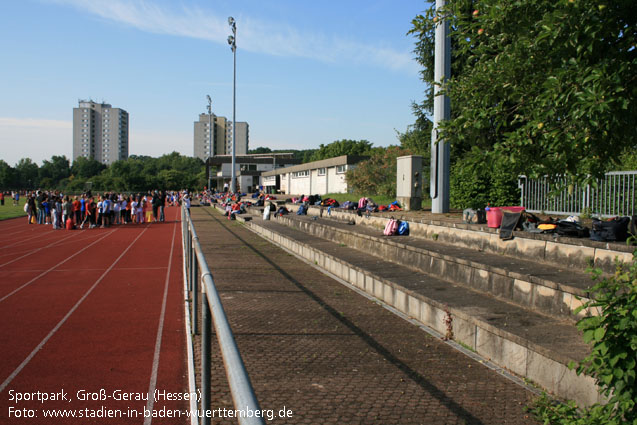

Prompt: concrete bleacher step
xmin=262 ymin=213 xmax=597 ymax=322
xmin=277 ymin=203 xmax=633 ymax=276
xmin=220 ymin=206 xmax=601 ymax=407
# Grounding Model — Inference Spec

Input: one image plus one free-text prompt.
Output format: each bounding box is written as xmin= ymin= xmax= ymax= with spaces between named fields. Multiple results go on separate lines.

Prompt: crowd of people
xmin=22 ymin=189 xmax=186 ymax=230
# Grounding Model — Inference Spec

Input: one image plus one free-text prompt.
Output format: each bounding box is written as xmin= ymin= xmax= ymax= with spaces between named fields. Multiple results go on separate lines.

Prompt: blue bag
xmin=397 ymin=221 xmax=409 ymax=236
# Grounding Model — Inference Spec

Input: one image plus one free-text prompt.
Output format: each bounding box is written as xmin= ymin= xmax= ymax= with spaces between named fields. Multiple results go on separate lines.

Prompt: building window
xmin=336 ymin=165 xmax=346 ymax=174
xmin=293 ymin=170 xmax=309 ymax=178
xmin=318 ymin=168 xmax=326 ymax=176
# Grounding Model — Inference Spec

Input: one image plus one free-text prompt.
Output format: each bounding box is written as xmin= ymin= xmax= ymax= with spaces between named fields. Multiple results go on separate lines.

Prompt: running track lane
xmin=0 ymin=207 xmax=189 ymax=424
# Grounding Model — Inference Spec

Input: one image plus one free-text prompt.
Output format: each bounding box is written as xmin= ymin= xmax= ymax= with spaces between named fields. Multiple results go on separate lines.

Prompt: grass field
xmin=0 ymin=198 xmax=27 ymax=221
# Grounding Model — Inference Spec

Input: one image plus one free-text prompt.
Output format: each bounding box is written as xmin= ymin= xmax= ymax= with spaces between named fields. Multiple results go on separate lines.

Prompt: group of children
xmin=24 ymin=190 xmax=183 ymax=230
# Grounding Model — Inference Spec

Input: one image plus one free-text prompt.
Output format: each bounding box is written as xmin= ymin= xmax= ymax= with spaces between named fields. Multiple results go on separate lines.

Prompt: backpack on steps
xmin=397 ymin=221 xmax=409 ymax=236
xmin=384 ymin=218 xmax=398 ymax=236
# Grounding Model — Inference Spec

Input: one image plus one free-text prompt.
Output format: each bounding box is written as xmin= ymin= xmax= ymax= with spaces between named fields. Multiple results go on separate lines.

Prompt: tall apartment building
xmin=193 ymin=113 xmax=249 ymax=160
xmin=72 ymin=100 xmax=129 ymax=165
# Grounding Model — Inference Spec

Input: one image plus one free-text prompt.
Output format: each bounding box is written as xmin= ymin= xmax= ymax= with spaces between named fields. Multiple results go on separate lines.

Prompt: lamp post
xmin=430 ymin=0 xmax=451 ymax=213
xmin=206 ymin=95 xmax=212 ymax=191
xmin=227 ymin=17 xmax=237 ymax=193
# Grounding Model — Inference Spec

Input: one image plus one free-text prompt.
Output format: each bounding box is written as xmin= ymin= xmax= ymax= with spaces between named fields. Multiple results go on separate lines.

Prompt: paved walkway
xmin=191 ymin=206 xmax=539 ymax=425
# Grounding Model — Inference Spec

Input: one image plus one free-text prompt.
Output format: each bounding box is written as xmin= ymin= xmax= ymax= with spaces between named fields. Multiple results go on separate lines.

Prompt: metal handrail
xmin=182 ymin=206 xmax=264 ymax=425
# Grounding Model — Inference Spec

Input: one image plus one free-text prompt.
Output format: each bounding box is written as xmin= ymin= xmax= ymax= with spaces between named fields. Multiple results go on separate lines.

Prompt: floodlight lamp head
xmin=228 ymin=17 xmax=235 ymax=28
xmin=206 ymin=95 xmax=212 ymax=104
xmin=227 ymin=35 xmax=235 ymax=46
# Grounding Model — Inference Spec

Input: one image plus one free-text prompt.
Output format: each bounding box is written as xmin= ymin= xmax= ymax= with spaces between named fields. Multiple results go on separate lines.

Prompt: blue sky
xmin=0 ymin=0 xmax=428 ymax=166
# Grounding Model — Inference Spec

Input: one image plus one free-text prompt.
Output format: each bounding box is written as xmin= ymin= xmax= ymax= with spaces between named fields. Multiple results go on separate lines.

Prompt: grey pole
xmin=228 ymin=17 xmax=237 ymax=193
xmin=430 ymin=0 xmax=451 ymax=213
xmin=207 ymin=95 xmax=212 ymax=191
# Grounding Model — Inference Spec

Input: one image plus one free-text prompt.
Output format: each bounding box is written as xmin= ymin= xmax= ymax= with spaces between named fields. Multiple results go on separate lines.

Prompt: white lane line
xmin=144 ymin=213 xmax=178 ymax=425
xmin=0 ymin=230 xmax=116 ymax=303
xmin=0 ymin=232 xmax=80 ymax=268
xmin=0 ymin=230 xmax=57 ymax=250
xmin=0 ymin=225 xmax=150 ymax=393
xmin=0 ymin=266 xmax=169 ymax=274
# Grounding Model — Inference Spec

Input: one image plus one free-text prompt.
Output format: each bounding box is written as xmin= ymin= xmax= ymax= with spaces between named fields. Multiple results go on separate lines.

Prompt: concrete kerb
xmin=225 ymin=209 xmax=603 ymax=407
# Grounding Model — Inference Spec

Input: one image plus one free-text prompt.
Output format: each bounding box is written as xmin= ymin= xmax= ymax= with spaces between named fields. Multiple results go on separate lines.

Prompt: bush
xmin=345 ymin=146 xmax=412 ymax=198
xmin=450 ymin=148 xmax=520 ymax=209
xmin=529 ymin=249 xmax=637 ymax=425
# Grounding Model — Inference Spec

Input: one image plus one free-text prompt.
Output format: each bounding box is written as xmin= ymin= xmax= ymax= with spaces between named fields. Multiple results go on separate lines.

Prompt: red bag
xmin=66 ymin=218 xmax=75 ymax=230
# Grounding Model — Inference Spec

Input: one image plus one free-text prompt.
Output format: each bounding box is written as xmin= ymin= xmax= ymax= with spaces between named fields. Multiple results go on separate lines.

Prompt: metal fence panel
xmin=518 ymin=171 xmax=637 ymax=217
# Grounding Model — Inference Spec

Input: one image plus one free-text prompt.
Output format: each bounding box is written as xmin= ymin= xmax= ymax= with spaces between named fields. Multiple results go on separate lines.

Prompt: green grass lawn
xmin=0 ymin=198 xmax=27 ymax=221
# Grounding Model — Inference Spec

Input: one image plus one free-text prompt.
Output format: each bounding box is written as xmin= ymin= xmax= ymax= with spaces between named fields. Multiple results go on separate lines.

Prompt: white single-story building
xmin=261 ymin=155 xmax=368 ymax=195
xmin=207 ymin=154 xmax=299 ymax=192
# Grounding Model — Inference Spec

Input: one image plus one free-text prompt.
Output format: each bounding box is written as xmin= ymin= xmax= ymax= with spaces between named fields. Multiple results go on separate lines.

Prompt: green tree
xmin=248 ymin=146 xmax=272 ymax=154
xmin=71 ymin=156 xmax=106 ymax=179
xmin=39 ymin=155 xmax=70 ymax=189
xmin=15 ymin=158 xmax=40 ymax=189
xmin=346 ymin=146 xmax=412 ymax=198
xmin=415 ymin=0 xmax=637 ymax=184
xmin=0 ymin=160 xmax=17 ymax=189
xmin=310 ymin=139 xmax=373 ymax=162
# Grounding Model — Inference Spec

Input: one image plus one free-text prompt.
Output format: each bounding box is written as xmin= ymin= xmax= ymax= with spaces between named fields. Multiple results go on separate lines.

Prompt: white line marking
xmin=0 ymin=230 xmax=118 ymax=303
xmin=0 ymin=232 xmax=79 ymax=268
xmin=0 ymin=230 xmax=57 ymax=250
xmin=144 ymin=211 xmax=178 ymax=424
xmin=0 ymin=225 xmax=149 ymax=393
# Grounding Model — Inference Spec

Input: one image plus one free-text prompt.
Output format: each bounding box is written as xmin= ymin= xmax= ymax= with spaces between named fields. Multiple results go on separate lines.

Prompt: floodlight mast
xmin=207 ymin=95 xmax=212 ymax=190
xmin=430 ymin=0 xmax=451 ymax=213
xmin=228 ymin=17 xmax=237 ymax=193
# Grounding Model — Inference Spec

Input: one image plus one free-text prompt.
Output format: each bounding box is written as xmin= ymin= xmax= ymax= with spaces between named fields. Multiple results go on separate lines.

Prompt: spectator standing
xmin=62 ymin=196 xmax=72 ymax=226
xmin=159 ymin=190 xmax=166 ymax=222
xmin=151 ymin=191 xmax=160 ymax=222
xmin=72 ymin=196 xmax=82 ymax=225
xmin=26 ymin=195 xmax=36 ymax=224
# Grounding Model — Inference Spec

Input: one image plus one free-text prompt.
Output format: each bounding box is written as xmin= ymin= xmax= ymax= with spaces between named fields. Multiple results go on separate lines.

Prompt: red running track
xmin=0 ymin=207 xmax=191 ymax=424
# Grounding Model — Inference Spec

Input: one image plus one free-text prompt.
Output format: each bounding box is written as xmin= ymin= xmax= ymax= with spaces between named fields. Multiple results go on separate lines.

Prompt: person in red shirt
xmin=72 ymin=197 xmax=82 ymax=224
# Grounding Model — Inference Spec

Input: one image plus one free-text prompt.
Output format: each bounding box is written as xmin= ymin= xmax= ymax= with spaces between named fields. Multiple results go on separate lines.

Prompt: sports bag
xmin=384 ymin=218 xmax=398 ymax=236
xmin=397 ymin=221 xmax=409 ymax=236
xmin=297 ymin=205 xmax=307 ymax=215
xmin=263 ymin=205 xmax=271 ymax=221
xmin=590 ymin=217 xmax=630 ymax=242
xmin=556 ymin=221 xmax=589 ymax=238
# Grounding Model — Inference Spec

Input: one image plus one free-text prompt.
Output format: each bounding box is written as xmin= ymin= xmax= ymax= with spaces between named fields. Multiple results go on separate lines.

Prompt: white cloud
xmin=48 ymin=0 xmax=417 ymax=73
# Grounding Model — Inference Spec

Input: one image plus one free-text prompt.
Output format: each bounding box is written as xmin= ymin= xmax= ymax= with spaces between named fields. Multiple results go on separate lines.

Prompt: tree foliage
xmin=345 ymin=146 xmax=413 ymax=198
xmin=413 ymin=0 xmax=637 ymax=185
xmin=310 ymin=139 xmax=374 ymax=162
xmin=0 ymin=152 xmax=204 ymax=192
xmin=530 ymin=251 xmax=637 ymax=425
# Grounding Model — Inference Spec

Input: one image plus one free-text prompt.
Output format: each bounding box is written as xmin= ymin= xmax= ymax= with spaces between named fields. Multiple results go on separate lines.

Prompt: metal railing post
xmin=201 ymin=279 xmax=211 ymax=425
xmin=182 ymin=204 xmax=265 ymax=425
xmin=192 ymin=250 xmax=199 ymax=335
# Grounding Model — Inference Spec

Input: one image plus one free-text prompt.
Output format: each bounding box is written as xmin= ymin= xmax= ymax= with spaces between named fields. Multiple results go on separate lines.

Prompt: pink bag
xmin=358 ymin=197 xmax=367 ymax=209
xmin=384 ymin=218 xmax=398 ymax=236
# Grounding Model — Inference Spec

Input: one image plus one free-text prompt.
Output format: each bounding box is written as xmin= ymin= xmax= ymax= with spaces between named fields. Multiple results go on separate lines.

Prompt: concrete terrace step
xmin=260 ymin=213 xmax=596 ymax=321
xmin=215 ymin=205 xmax=601 ymax=406
xmin=275 ymin=203 xmax=634 ymax=276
